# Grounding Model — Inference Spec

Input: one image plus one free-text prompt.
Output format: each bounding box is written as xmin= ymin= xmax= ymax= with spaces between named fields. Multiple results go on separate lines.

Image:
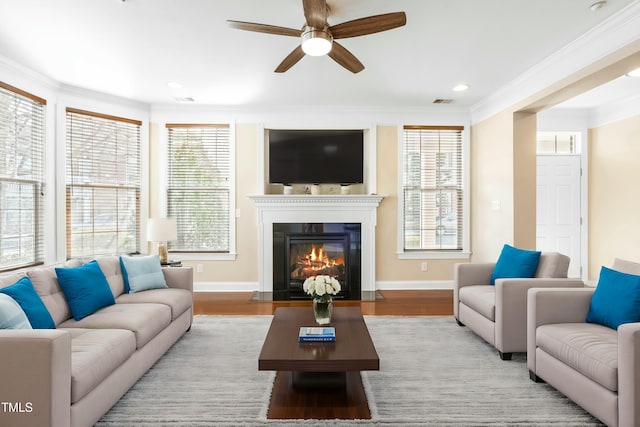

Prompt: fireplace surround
xmin=250 ymin=195 xmax=384 ymax=300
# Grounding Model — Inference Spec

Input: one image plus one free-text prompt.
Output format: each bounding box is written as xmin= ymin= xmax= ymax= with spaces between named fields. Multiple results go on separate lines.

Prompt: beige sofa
xmin=454 ymin=252 xmax=584 ymax=360
xmin=0 ymin=256 xmax=193 ymax=427
xmin=528 ymin=258 xmax=640 ymax=427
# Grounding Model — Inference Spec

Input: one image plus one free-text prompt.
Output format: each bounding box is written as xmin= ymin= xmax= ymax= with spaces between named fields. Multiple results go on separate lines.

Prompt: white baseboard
xmin=193 ymin=280 xmax=453 ymax=292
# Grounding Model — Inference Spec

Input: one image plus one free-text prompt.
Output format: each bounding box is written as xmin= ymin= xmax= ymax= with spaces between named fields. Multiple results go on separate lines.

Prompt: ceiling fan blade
xmin=302 ymin=0 xmax=328 ymax=28
xmin=226 ymin=20 xmax=301 ymax=37
xmin=330 ymin=12 xmax=406 ymax=39
xmin=275 ymin=46 xmax=306 ymax=73
xmin=328 ymin=41 xmax=364 ymax=74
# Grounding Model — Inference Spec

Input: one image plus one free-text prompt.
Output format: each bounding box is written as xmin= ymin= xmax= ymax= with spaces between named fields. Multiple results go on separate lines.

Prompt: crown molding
xmin=471 ymin=0 xmax=640 ymax=124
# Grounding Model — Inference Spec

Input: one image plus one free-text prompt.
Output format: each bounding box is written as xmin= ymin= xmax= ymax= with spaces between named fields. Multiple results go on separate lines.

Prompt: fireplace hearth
xmin=273 ymin=223 xmax=361 ymax=300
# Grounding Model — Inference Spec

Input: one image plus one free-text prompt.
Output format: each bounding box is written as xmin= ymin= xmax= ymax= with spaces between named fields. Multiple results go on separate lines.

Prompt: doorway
xmin=536 ymin=133 xmax=582 ymax=278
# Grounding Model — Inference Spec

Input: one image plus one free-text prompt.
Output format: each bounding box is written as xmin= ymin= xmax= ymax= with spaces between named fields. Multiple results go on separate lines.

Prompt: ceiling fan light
xmin=301 ymin=26 xmax=333 ymax=56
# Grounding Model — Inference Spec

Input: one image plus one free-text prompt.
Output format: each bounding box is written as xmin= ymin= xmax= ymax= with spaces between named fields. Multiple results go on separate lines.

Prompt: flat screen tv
xmin=268 ymin=129 xmax=364 ymax=185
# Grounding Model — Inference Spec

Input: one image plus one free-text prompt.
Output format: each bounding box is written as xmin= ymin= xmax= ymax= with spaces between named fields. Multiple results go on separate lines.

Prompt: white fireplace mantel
xmin=250 ymin=194 xmax=384 ymax=299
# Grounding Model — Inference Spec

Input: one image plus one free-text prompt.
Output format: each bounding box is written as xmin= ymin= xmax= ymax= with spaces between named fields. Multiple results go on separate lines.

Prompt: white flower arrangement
xmin=302 ymin=275 xmax=341 ymax=302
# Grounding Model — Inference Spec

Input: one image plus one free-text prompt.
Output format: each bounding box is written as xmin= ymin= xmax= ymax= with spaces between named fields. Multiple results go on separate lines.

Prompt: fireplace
xmin=273 ymin=223 xmax=361 ymax=300
xmin=250 ymin=194 xmax=383 ymax=300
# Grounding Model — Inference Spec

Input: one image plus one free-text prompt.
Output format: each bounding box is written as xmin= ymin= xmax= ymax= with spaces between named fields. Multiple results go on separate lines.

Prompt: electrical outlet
xmin=196 ymin=264 xmax=203 ymax=273
xmin=421 ymin=262 xmax=428 ymax=272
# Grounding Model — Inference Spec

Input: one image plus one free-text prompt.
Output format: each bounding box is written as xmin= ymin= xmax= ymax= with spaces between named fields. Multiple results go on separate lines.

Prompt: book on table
xmin=298 ymin=327 xmax=336 ymax=342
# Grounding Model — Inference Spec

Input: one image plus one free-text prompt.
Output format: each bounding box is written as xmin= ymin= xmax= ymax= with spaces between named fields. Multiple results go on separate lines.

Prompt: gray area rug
xmin=96 ymin=315 xmax=604 ymax=426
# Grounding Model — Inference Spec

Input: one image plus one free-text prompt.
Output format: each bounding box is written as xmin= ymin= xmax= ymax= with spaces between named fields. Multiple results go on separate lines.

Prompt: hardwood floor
xmin=193 ymin=289 xmax=454 ymax=316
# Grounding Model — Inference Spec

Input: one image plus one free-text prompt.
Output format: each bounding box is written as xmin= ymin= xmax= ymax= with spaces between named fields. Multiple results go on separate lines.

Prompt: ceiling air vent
xmin=433 ymin=98 xmax=453 ymax=104
xmin=174 ymin=97 xmax=195 ymax=103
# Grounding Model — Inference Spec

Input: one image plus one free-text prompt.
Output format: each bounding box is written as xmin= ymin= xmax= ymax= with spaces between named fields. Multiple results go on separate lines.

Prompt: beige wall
xmin=512 ymin=112 xmax=537 ymax=249
xmin=588 ymin=113 xmax=640 ymax=279
xmin=470 ymin=111 xmax=515 ymax=262
xmin=150 ymin=123 xmax=471 ymax=286
xmin=469 ymin=111 xmax=538 ymax=263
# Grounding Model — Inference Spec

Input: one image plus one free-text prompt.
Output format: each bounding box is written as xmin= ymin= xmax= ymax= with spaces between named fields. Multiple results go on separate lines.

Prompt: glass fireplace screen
xmin=289 ymin=240 xmax=346 ymax=282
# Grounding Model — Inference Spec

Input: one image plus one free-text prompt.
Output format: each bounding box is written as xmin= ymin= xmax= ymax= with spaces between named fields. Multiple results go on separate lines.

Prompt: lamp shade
xmin=147 ymin=218 xmax=177 ymax=242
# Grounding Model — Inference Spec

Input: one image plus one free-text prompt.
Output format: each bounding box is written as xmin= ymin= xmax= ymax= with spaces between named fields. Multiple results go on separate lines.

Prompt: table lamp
xmin=147 ymin=218 xmax=177 ymax=264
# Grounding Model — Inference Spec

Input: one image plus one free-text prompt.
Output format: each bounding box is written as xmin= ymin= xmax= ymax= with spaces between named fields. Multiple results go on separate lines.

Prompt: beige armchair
xmin=453 ymin=252 xmax=584 ymax=360
xmin=528 ymin=258 xmax=640 ymax=427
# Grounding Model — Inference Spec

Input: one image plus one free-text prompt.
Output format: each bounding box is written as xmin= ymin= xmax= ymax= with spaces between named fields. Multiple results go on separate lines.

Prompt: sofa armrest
xmin=618 ymin=322 xmax=640 ymax=427
xmin=453 ymin=262 xmax=495 ymax=319
xmin=526 ymin=287 xmax=595 ymax=373
xmin=495 ymin=278 xmax=584 ymax=353
xmin=0 ymin=330 xmax=71 ymax=427
xmin=162 ymin=266 xmax=193 ymax=293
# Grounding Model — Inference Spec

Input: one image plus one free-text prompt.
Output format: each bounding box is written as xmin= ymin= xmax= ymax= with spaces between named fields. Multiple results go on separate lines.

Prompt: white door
xmin=536 ymin=155 xmax=581 ymax=278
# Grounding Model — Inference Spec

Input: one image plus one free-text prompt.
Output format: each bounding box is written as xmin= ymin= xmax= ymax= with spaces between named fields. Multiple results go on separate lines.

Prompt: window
xmin=0 ymin=82 xmax=46 ymax=271
xmin=401 ymin=125 xmax=464 ymax=253
xmin=66 ymin=108 xmax=141 ymax=258
xmin=166 ymin=124 xmax=231 ymax=253
xmin=537 ymin=132 xmax=581 ymax=154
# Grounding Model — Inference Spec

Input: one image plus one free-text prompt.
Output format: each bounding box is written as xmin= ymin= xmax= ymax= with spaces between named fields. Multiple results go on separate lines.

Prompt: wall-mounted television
xmin=268 ymin=129 xmax=364 ymax=185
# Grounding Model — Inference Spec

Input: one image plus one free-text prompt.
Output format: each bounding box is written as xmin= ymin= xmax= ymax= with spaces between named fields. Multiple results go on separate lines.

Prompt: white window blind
xmin=66 ymin=108 xmax=141 ymax=258
xmin=166 ymin=124 xmax=230 ymax=252
xmin=403 ymin=126 xmax=464 ymax=251
xmin=0 ymin=82 xmax=46 ymax=271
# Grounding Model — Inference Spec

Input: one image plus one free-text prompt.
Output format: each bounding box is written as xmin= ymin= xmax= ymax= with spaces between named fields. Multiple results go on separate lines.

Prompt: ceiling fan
xmin=227 ymin=0 xmax=406 ymax=73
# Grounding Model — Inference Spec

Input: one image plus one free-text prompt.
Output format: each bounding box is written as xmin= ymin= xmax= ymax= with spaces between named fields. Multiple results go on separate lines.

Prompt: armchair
xmin=453 ymin=252 xmax=584 ymax=360
xmin=527 ymin=258 xmax=640 ymax=427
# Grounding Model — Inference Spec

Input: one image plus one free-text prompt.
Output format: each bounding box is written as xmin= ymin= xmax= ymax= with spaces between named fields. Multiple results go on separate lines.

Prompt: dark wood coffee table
xmin=259 ymin=306 xmax=379 ymax=420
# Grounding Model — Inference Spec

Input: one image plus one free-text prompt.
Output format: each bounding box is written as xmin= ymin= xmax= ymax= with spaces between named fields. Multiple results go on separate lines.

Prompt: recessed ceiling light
xmin=453 ymin=83 xmax=469 ymax=92
xmin=590 ymin=1 xmax=607 ymax=11
xmin=167 ymin=82 xmax=183 ymax=89
xmin=626 ymin=67 xmax=640 ymax=77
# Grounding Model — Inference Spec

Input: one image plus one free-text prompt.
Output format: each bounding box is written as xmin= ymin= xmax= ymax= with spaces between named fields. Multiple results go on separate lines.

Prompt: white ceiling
xmin=0 ymin=0 xmax=638 ymax=110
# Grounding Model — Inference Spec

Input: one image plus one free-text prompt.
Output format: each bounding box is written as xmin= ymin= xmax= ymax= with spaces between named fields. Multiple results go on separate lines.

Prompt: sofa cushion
xmin=55 ymin=260 xmax=116 ymax=321
xmin=27 ymin=267 xmax=73 ymax=326
xmin=586 ymin=266 xmax=640 ymax=329
xmin=0 ymin=277 xmax=55 ymax=329
xmin=534 ymin=252 xmax=570 ymax=278
xmin=536 ymin=323 xmax=618 ymax=392
xmin=119 ymin=255 xmax=168 ymax=293
xmin=459 ymin=285 xmax=495 ymax=321
xmin=65 ymin=328 xmax=136 ymax=403
xmin=58 ymin=303 xmax=171 ymax=349
xmin=0 ymin=293 xmax=32 ymax=329
xmin=490 ymin=244 xmax=541 ymax=285
xmin=612 ymin=258 xmax=640 ymax=275
xmin=93 ymin=256 xmax=126 ymax=299
xmin=116 ymin=288 xmax=192 ymax=320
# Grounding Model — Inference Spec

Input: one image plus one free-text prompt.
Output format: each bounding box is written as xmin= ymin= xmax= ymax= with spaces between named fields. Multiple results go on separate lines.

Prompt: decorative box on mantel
xmin=250 ymin=194 xmax=384 ymax=301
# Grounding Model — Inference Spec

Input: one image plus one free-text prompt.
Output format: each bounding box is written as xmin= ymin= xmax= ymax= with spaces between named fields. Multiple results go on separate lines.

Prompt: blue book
xmin=299 ymin=327 xmax=336 ymax=342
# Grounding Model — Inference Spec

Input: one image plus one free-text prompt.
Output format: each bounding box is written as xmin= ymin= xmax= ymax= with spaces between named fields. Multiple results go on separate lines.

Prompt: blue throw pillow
xmin=120 ymin=255 xmax=167 ymax=294
xmin=586 ymin=266 xmax=640 ymax=329
xmin=0 ymin=277 xmax=55 ymax=329
xmin=55 ymin=260 xmax=116 ymax=321
xmin=0 ymin=293 xmax=33 ymax=329
xmin=490 ymin=244 xmax=542 ymax=285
